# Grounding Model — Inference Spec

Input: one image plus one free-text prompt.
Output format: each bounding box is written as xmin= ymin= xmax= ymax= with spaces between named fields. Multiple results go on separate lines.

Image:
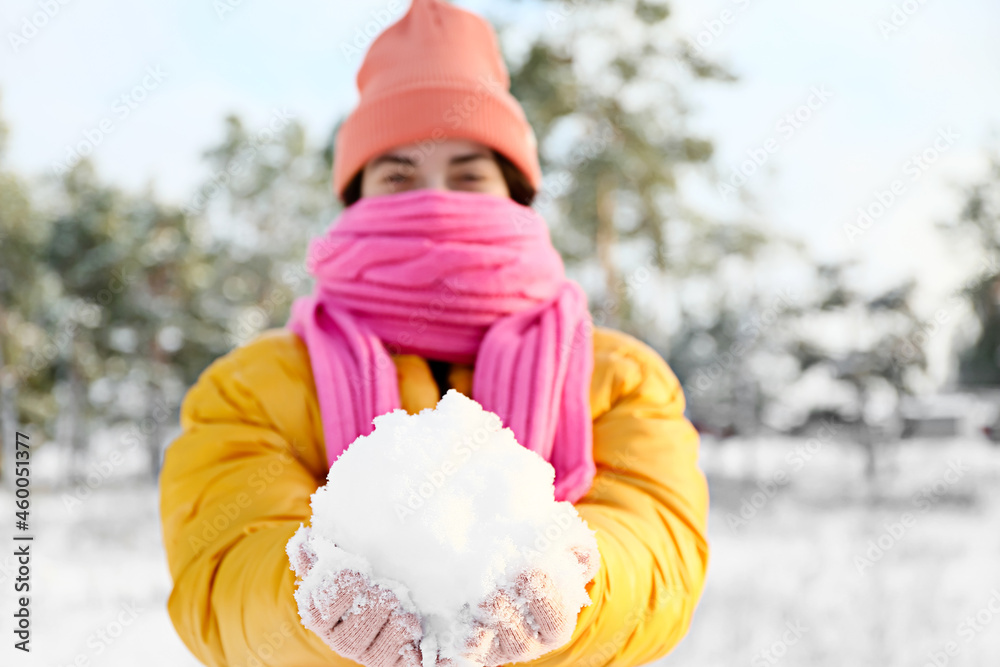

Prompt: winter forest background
xmin=2 ymin=0 xmax=1000 ymax=665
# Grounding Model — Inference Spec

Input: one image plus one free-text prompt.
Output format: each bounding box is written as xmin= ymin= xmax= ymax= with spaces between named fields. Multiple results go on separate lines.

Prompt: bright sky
xmin=2 ymin=0 xmax=998 ymax=384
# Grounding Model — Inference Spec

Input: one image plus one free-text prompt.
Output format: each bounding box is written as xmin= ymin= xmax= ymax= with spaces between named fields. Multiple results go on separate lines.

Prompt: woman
xmin=158 ymin=1 xmax=709 ymax=666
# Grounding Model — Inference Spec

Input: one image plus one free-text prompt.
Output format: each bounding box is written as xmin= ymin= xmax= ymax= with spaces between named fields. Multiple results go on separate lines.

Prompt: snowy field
xmin=664 ymin=436 xmax=1000 ymax=667
xmin=2 ymin=435 xmax=999 ymax=667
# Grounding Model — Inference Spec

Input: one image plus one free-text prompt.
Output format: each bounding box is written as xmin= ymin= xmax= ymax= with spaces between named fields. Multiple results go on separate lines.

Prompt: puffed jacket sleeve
xmin=158 ymin=329 xmax=358 ymax=666
xmin=523 ymin=327 xmax=710 ymax=667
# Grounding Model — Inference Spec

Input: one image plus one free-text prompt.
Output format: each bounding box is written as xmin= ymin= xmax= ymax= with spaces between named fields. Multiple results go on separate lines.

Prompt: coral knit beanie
xmin=332 ymin=0 xmax=542 ymax=200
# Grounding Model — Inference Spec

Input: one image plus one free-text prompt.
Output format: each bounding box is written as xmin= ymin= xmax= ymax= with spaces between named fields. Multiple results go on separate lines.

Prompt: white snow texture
xmin=293 ymin=390 xmax=598 ymax=666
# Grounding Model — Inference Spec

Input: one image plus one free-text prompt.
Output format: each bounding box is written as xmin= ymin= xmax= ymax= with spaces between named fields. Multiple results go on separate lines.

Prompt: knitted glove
xmin=288 ymin=526 xmax=423 ymax=667
xmin=442 ymin=543 xmax=601 ymax=667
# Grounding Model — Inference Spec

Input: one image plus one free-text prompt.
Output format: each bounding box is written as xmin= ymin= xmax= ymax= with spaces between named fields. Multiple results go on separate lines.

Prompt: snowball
xmin=298 ymin=390 xmax=598 ymax=666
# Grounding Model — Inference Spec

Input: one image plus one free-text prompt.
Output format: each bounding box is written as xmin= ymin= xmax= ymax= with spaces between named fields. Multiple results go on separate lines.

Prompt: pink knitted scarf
xmin=285 ymin=189 xmax=595 ymax=504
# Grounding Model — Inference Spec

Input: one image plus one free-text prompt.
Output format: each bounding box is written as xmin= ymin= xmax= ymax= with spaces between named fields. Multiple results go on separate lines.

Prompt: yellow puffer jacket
xmin=159 ymin=325 xmax=709 ymax=667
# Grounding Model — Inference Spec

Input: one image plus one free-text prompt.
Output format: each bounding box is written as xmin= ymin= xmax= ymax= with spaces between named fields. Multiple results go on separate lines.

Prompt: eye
xmin=384 ymin=171 xmax=410 ymax=185
xmin=456 ymin=172 xmax=484 ymax=183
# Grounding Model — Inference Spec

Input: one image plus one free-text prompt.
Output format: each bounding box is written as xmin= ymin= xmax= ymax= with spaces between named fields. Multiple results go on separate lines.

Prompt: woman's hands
xmin=443 ymin=543 xmax=601 ymax=667
xmin=289 ymin=527 xmax=423 ymax=667
xmin=289 ymin=525 xmax=600 ymax=667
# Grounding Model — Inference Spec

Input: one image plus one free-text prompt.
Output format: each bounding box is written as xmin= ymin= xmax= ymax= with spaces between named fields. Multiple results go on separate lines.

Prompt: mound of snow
xmin=296 ymin=390 xmax=597 ymax=666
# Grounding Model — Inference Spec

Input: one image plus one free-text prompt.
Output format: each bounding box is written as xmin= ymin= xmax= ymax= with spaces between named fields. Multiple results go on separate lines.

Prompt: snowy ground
xmin=2 ymin=435 xmax=998 ymax=667
xmin=661 ymin=435 xmax=1000 ymax=667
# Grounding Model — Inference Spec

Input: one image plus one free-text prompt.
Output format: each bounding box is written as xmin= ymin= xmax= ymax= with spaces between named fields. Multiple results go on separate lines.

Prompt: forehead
xmin=372 ymin=137 xmax=492 ymax=163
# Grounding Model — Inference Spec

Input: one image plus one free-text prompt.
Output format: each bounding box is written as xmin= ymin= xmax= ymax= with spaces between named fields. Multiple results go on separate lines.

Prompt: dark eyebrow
xmin=369 ymin=154 xmax=417 ymax=168
xmin=449 ymin=152 xmax=492 ymax=166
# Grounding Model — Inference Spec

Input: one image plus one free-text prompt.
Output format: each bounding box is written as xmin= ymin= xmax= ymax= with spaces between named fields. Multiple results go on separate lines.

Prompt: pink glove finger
xmin=395 ymin=642 xmax=423 ymax=667
xmin=358 ymin=608 xmax=423 ymax=667
xmin=432 ymin=622 xmax=493 ymax=666
xmin=301 ymin=570 xmax=368 ymax=631
xmin=293 ymin=539 xmax=318 ymax=579
xmin=288 ymin=526 xmax=318 ymax=579
xmin=571 ymin=544 xmax=600 ymax=583
xmin=481 ymin=589 xmax=542 ymax=664
xmin=458 ymin=621 xmax=496 ymax=664
xmin=328 ymin=586 xmax=397 ymax=659
xmin=514 ymin=569 xmax=570 ymax=646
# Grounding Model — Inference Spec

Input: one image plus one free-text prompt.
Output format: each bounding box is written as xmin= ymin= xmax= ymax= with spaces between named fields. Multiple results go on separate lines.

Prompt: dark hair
xmin=492 ymin=150 xmax=536 ymax=206
xmin=339 ymin=148 xmax=536 ymax=207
